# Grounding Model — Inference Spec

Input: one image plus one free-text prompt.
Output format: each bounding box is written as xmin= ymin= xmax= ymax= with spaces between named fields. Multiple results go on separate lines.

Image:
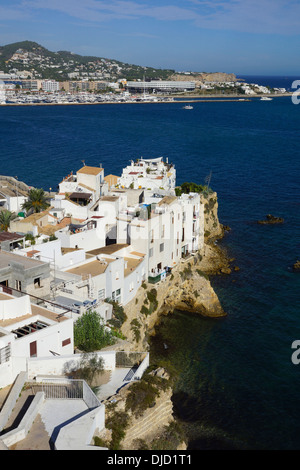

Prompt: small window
xmin=34 ymin=277 xmax=41 ymax=288
xmin=30 ymin=341 xmax=37 ymax=357
xmin=15 ymin=280 xmax=22 ymax=290
xmin=149 ymin=248 xmax=153 ymax=258
xmin=160 ymin=243 xmax=164 ymax=252
xmin=62 ymin=338 xmax=71 ymax=347
xmin=98 ymin=288 xmax=105 ymax=300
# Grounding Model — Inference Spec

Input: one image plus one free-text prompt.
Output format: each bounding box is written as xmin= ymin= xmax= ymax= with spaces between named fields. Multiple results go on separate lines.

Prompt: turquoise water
xmin=0 ymin=92 xmax=299 ymax=449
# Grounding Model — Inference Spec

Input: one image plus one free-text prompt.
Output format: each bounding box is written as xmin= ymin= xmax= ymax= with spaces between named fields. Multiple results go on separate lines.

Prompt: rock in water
xmin=257 ymin=214 xmax=284 ymax=224
xmin=293 ymin=260 xmax=300 ymax=272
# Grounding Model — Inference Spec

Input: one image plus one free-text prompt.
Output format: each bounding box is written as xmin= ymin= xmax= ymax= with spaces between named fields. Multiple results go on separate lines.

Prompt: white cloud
xmin=12 ymin=0 xmax=300 ymax=35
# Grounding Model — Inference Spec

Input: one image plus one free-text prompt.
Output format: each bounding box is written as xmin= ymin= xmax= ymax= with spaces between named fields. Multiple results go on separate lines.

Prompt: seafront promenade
xmin=0 ymin=93 xmax=292 ymax=106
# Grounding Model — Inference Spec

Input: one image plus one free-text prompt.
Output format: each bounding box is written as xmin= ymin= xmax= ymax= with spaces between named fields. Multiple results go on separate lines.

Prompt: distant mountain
xmin=0 ymin=40 xmax=176 ymax=81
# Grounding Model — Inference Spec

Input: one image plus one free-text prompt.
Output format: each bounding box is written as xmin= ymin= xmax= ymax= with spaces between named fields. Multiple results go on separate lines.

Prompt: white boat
xmin=183 ymin=105 xmax=193 ymax=109
xmin=260 ymin=96 xmax=273 ymax=101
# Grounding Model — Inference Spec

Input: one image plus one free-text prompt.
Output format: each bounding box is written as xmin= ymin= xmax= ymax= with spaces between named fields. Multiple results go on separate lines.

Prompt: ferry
xmin=260 ymin=96 xmax=273 ymax=101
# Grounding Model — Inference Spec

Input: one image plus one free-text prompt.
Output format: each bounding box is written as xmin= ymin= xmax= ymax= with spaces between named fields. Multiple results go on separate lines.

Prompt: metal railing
xmin=40 ymin=378 xmax=101 ymax=410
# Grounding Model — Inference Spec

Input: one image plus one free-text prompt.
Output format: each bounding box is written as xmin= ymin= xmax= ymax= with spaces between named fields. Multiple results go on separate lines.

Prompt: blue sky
xmin=1 ymin=0 xmax=300 ymax=75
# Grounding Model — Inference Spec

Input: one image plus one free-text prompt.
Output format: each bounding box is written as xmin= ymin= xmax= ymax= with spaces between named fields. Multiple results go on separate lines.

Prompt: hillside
xmin=0 ymin=41 xmax=175 ymax=81
xmin=0 ymin=41 xmax=239 ymax=84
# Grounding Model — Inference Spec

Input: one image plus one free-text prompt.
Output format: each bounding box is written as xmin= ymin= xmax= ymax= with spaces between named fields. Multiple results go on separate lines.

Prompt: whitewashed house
xmin=128 ymin=193 xmax=204 ymax=282
xmin=12 ymin=238 xmax=86 ymax=270
xmin=118 ymin=157 xmax=176 ymax=193
xmin=61 ymin=244 xmax=146 ymax=306
xmin=55 ymin=216 xmax=107 ymax=251
xmin=0 ymin=290 xmax=74 ymax=388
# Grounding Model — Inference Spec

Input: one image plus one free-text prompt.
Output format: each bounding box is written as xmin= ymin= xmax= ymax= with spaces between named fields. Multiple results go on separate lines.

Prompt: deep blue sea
xmin=0 ymin=79 xmax=299 ymax=449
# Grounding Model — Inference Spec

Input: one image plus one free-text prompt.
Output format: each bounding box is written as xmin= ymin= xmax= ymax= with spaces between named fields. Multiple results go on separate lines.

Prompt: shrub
xmin=130 ymin=318 xmax=142 ymax=342
xmin=125 ymin=370 xmax=170 ymax=418
xmin=105 ymin=410 xmax=130 ymax=450
xmin=150 ymin=421 xmax=186 ymax=450
xmin=74 ymin=310 xmax=116 ymax=352
xmin=108 ymin=301 xmax=127 ymax=329
xmin=141 ymin=289 xmax=158 ymax=316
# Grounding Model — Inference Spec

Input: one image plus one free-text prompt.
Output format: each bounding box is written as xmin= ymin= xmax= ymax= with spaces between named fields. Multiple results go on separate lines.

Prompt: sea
xmin=0 ymin=76 xmax=299 ymax=450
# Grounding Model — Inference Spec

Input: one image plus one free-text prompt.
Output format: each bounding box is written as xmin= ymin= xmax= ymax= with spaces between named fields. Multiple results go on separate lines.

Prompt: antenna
xmin=204 ymin=171 xmax=212 ymax=190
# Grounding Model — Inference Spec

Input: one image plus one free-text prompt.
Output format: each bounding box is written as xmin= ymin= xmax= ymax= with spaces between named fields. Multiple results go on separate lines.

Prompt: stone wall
xmin=121 ymin=389 xmax=174 ymax=449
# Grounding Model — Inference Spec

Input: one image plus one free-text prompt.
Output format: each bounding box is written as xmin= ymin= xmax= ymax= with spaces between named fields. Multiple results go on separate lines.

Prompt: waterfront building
xmin=0 ymin=176 xmax=29 ymax=214
xmin=126 ymin=80 xmax=195 ymax=93
xmin=20 ymin=80 xmax=42 ymax=92
xmin=61 ymin=244 xmax=146 ymax=307
xmin=41 ymin=80 xmax=60 ymax=93
xmin=118 ymin=157 xmax=176 ymax=193
xmin=127 ymin=192 xmax=204 ymax=282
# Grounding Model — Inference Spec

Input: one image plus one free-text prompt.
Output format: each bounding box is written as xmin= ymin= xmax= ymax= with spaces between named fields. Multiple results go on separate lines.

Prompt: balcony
xmin=148 ymin=269 xmax=167 ymax=284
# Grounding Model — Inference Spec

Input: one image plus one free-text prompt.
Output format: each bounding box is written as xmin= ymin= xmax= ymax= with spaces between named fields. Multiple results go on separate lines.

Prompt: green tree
xmin=22 ymin=188 xmax=49 ymax=214
xmin=0 ymin=210 xmax=17 ymax=231
xmin=74 ymin=310 xmax=116 ymax=352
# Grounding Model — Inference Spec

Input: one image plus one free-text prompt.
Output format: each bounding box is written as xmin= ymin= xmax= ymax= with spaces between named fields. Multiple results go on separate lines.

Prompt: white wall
xmin=123 ymin=257 xmax=146 ymax=305
xmin=27 ymin=351 xmax=116 ymax=379
xmin=56 ymin=227 xmax=105 ymax=251
xmin=0 ymin=295 xmax=31 ymax=321
xmin=10 ymin=315 xmax=74 ymax=358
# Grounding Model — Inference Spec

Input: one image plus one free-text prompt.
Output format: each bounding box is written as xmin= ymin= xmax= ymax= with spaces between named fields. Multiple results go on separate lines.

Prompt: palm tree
xmin=0 ymin=210 xmax=17 ymax=232
xmin=22 ymin=188 xmax=49 ymax=214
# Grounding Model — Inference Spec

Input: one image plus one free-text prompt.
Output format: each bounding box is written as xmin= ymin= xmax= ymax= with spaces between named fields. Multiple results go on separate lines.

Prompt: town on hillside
xmin=0 ymin=42 xmax=288 ymax=104
xmin=0 ymin=157 xmax=207 ymax=449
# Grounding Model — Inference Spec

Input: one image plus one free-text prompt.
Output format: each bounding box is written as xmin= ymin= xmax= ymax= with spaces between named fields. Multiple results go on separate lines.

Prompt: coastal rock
xmin=202 ymin=191 xmax=225 ymax=240
xmin=257 ymin=214 xmax=284 ymax=224
xmin=293 ymin=260 xmax=300 ymax=272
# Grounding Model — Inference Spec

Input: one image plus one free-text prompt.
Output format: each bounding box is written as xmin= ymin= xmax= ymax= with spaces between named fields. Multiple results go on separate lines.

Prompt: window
xmin=34 ymin=277 xmax=41 ymax=288
xmin=112 ymin=288 xmax=121 ymax=303
xmin=62 ymin=338 xmax=71 ymax=347
xmin=30 ymin=341 xmax=37 ymax=357
xmin=98 ymin=288 xmax=105 ymax=300
xmin=15 ymin=280 xmax=22 ymax=290
xmin=160 ymin=243 xmax=164 ymax=252
xmin=149 ymin=248 xmax=153 ymax=258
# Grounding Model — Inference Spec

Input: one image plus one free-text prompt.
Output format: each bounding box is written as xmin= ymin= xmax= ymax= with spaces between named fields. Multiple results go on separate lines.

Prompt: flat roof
xmin=69 ymin=192 xmax=91 ymax=200
xmin=0 ymin=292 xmax=68 ymax=327
xmin=157 ymin=196 xmax=177 ymax=206
xmin=124 ymin=257 xmax=144 ymax=277
xmin=0 ymin=250 xmax=46 ymax=269
xmin=77 ymin=166 xmax=103 ymax=175
xmin=66 ymin=257 xmax=115 ymax=277
xmin=87 ymin=244 xmax=129 ymax=256
xmin=100 ymin=196 xmax=119 ymax=202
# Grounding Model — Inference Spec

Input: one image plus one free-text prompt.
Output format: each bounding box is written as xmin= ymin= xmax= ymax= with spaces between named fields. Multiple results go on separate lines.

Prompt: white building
xmin=126 ymin=80 xmax=195 ymax=93
xmin=61 ymin=244 xmax=146 ymax=307
xmin=128 ymin=193 xmax=204 ymax=282
xmin=118 ymin=157 xmax=176 ymax=193
xmin=0 ymin=289 xmax=74 ymax=388
xmin=41 ymin=80 xmax=60 ymax=92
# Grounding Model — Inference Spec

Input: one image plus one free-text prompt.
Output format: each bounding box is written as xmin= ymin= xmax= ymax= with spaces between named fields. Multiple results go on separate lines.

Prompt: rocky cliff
xmin=102 ymin=190 xmax=230 ymax=449
xmin=169 ymin=72 xmax=237 ymax=86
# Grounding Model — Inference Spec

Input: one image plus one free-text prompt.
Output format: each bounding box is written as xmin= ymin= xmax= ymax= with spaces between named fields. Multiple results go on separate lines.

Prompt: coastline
xmin=0 ymin=92 xmax=293 ymax=107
